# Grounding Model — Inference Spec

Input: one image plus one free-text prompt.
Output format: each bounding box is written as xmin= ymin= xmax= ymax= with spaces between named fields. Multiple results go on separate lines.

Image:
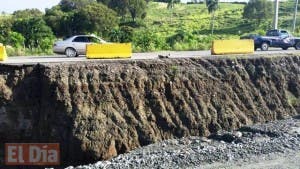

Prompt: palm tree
xmin=206 ymin=0 xmax=218 ymax=35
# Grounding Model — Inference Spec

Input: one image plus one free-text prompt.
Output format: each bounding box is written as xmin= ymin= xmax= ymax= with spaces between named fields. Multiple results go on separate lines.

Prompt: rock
xmin=71 ymin=118 xmax=300 ymax=169
xmin=233 ymin=131 xmax=243 ymax=138
xmin=158 ymin=54 xmax=170 ymax=59
xmin=199 ymin=137 xmax=212 ymax=143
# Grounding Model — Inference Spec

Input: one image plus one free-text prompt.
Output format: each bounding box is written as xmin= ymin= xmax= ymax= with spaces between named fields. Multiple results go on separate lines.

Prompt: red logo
xmin=5 ymin=143 xmax=60 ymax=166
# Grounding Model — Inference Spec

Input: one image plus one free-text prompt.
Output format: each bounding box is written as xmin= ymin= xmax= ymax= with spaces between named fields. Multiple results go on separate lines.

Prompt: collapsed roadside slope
xmin=0 ymin=55 xmax=299 ymax=167
xmin=68 ymin=116 xmax=300 ymax=169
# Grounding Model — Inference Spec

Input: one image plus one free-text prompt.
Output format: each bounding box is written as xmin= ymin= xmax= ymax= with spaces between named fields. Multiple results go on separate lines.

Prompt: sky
xmin=0 ymin=0 xmax=192 ymax=14
xmin=2 ymin=0 xmax=61 ymax=13
xmin=1 ymin=0 xmax=250 ymax=14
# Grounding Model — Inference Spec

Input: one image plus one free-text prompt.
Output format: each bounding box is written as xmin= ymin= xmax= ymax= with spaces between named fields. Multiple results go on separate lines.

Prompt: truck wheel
xmin=282 ymin=47 xmax=288 ymax=50
xmin=295 ymin=42 xmax=300 ymax=50
xmin=261 ymin=42 xmax=269 ymax=51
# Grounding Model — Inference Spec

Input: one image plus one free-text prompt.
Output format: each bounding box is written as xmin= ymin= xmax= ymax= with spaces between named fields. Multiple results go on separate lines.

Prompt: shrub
xmin=12 ymin=17 xmax=55 ymax=51
xmin=166 ymin=30 xmax=213 ymax=50
xmin=39 ymin=37 xmax=55 ymax=52
xmin=109 ymin=26 xmax=134 ymax=43
xmin=7 ymin=32 xmax=25 ymax=48
xmin=6 ymin=46 xmax=25 ymax=56
xmin=133 ymin=30 xmax=167 ymax=52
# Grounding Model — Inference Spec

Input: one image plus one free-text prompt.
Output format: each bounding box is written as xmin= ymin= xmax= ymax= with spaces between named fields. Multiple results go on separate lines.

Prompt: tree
xmin=12 ymin=9 xmax=43 ymax=19
xmin=0 ymin=18 xmax=25 ymax=48
xmin=12 ymin=18 xmax=55 ymax=50
xmin=127 ymin=0 xmax=147 ymax=22
xmin=44 ymin=6 xmax=71 ymax=37
xmin=59 ymin=0 xmax=96 ymax=12
xmin=206 ymin=0 xmax=218 ymax=35
xmin=98 ymin=0 xmax=128 ymax=18
xmin=45 ymin=1 xmax=118 ymax=37
xmin=73 ymin=2 xmax=118 ymax=35
xmin=243 ymin=0 xmax=273 ymax=26
xmin=97 ymin=0 xmax=148 ymax=22
xmin=0 ymin=18 xmax=12 ymax=45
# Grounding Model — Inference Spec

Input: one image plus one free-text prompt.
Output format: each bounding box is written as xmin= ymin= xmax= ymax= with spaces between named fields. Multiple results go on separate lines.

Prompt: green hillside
xmin=131 ymin=2 xmax=247 ymax=51
xmin=145 ymin=2 xmax=245 ymax=36
xmin=129 ymin=1 xmax=300 ymax=51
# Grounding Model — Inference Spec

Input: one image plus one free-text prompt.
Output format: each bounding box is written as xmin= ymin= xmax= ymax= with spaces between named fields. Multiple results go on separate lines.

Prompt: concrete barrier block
xmin=0 ymin=45 xmax=7 ymax=61
xmin=86 ymin=43 xmax=132 ymax=59
xmin=211 ymin=40 xmax=254 ymax=55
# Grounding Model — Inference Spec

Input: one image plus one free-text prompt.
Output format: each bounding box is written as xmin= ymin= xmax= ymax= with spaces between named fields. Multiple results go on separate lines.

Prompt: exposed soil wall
xmin=0 ymin=56 xmax=299 ymax=167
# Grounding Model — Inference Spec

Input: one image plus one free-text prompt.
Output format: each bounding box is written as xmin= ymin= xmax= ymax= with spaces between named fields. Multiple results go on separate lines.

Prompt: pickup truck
xmin=241 ymin=29 xmax=300 ymax=51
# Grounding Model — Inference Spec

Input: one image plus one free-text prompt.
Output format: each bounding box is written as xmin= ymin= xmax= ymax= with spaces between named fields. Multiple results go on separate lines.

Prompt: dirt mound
xmin=0 ymin=56 xmax=299 ymax=167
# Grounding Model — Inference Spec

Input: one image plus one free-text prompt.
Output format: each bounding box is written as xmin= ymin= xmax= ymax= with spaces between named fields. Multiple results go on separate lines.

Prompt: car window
xmin=88 ymin=37 xmax=101 ymax=43
xmin=280 ymin=31 xmax=289 ymax=38
xmin=73 ymin=36 xmax=89 ymax=42
xmin=280 ymin=30 xmax=288 ymax=34
xmin=267 ymin=30 xmax=279 ymax=36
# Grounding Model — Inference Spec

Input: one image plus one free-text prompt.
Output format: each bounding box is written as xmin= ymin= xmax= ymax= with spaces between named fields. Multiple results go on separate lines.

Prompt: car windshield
xmin=280 ymin=30 xmax=290 ymax=38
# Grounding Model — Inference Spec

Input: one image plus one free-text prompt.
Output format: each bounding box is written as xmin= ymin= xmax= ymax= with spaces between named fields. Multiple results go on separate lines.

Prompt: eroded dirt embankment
xmin=0 ymin=56 xmax=299 ymax=167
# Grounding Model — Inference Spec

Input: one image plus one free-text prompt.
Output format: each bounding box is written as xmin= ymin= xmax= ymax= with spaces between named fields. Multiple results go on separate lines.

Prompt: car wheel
xmin=295 ymin=42 xmax=300 ymax=50
xmin=254 ymin=47 xmax=258 ymax=51
xmin=65 ymin=48 xmax=77 ymax=57
xmin=260 ymin=42 xmax=269 ymax=51
xmin=282 ymin=47 xmax=288 ymax=50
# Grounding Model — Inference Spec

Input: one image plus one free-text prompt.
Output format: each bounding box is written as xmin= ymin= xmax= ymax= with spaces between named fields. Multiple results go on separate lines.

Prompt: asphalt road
xmin=2 ymin=48 xmax=300 ymax=65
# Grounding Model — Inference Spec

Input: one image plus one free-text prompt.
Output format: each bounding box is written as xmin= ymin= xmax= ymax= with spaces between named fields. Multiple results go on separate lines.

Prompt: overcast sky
xmin=2 ymin=0 xmax=61 ymax=13
xmin=2 ymin=0 xmax=190 ymax=13
xmin=0 ymin=0 xmax=197 ymax=13
xmin=1 ymin=0 xmax=250 ymax=14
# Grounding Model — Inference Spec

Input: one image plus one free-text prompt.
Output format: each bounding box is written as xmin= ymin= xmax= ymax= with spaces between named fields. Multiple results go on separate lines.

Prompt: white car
xmin=53 ymin=35 xmax=107 ymax=57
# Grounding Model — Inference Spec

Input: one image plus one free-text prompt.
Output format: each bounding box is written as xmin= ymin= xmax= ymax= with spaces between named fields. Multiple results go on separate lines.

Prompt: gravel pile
xmin=67 ymin=116 xmax=300 ymax=169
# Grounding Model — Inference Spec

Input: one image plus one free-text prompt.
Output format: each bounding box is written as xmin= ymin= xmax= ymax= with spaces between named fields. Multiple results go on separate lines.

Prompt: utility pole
xmin=293 ymin=0 xmax=299 ymax=32
xmin=273 ymin=0 xmax=279 ymax=29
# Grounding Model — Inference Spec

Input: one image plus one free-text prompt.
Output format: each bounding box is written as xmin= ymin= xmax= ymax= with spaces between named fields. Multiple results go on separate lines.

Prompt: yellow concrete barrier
xmin=86 ymin=43 xmax=132 ymax=59
xmin=0 ymin=45 xmax=7 ymax=61
xmin=211 ymin=40 xmax=254 ymax=55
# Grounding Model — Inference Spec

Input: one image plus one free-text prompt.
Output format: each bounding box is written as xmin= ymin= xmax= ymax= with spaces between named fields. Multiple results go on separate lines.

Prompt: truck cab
xmin=242 ymin=29 xmax=300 ymax=51
xmin=263 ymin=30 xmax=294 ymax=50
xmin=266 ymin=30 xmax=290 ymax=38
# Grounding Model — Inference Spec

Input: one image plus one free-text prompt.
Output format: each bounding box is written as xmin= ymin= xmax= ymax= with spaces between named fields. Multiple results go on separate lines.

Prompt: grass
xmin=140 ymin=2 xmax=245 ymax=37
xmin=286 ymin=91 xmax=300 ymax=107
xmin=144 ymin=1 xmax=300 ymax=35
xmin=130 ymin=1 xmax=300 ymax=52
xmin=131 ymin=2 xmax=256 ymax=51
xmin=6 ymin=46 xmax=53 ymax=56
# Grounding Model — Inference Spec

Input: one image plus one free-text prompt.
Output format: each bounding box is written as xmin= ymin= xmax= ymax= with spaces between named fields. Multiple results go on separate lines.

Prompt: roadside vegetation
xmin=0 ymin=0 xmax=300 ymax=55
